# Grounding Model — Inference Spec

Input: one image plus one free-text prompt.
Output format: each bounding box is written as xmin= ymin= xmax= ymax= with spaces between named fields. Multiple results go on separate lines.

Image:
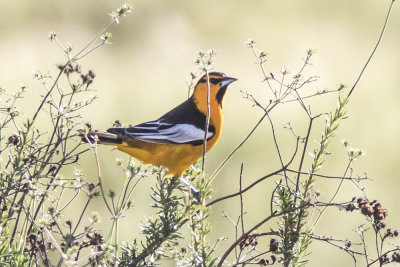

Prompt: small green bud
xmin=90 ymin=211 xmax=101 ymax=223
xmin=48 ymin=207 xmax=55 ymax=215
xmin=280 ymin=66 xmax=287 ymax=75
xmin=245 ymin=38 xmax=255 ymax=47
xmin=48 ymin=32 xmax=57 ymax=41
xmin=101 ymin=32 xmax=112 ymax=43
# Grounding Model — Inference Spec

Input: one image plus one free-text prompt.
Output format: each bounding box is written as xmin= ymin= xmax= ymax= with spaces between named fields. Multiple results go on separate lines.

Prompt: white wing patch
xmin=126 ymin=122 xmax=214 ymax=144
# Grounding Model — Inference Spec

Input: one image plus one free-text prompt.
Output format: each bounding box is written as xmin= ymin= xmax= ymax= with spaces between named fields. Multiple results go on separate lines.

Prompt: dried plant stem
xmin=347 ymin=0 xmax=395 ymax=97
xmin=202 ymin=70 xmax=211 ymax=173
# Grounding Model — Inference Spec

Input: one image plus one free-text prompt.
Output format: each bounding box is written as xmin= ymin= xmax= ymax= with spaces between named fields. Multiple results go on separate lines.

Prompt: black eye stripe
xmin=198 ymin=77 xmax=223 ymax=84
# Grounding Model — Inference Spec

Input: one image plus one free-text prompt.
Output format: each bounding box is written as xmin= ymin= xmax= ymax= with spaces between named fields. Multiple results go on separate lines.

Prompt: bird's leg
xmin=180 ymin=176 xmax=200 ymax=202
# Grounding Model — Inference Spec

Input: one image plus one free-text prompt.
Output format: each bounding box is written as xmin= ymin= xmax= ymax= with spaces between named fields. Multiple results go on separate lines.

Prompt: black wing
xmin=107 ymin=98 xmax=215 ymax=145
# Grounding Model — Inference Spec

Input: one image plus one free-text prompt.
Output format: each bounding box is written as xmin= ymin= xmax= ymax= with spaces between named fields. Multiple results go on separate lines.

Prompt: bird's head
xmin=192 ymin=72 xmax=237 ymax=110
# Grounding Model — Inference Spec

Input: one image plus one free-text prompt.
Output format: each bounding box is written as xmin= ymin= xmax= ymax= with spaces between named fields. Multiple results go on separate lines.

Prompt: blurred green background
xmin=1 ymin=0 xmax=399 ymax=265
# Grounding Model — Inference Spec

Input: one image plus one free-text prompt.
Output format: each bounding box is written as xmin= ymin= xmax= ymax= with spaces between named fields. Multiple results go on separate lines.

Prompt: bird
xmin=82 ymin=72 xmax=237 ymax=179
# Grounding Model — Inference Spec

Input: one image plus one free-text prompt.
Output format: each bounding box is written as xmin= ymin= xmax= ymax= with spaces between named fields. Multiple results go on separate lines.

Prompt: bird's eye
xmin=209 ymin=78 xmax=222 ymax=84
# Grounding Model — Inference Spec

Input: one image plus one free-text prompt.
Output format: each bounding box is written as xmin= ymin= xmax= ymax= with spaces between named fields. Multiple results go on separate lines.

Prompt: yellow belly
xmin=115 ymin=137 xmax=218 ymax=177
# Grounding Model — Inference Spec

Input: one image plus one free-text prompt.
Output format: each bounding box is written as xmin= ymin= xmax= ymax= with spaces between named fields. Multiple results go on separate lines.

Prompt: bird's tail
xmin=80 ymin=130 xmax=123 ymax=145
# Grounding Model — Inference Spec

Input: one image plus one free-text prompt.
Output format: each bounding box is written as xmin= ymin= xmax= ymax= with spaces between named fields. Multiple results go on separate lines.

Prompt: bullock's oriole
xmin=83 ymin=72 xmax=236 ymax=178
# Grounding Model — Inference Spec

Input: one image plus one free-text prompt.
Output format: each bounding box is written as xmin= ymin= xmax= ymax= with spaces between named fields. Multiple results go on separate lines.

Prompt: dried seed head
xmin=7 ymin=134 xmax=19 ymax=146
xmin=346 ymin=203 xmax=356 ymax=212
xmin=239 ymin=235 xmax=258 ymax=249
xmin=357 ymin=198 xmax=389 ymax=226
xmin=373 ymin=202 xmax=388 ymax=222
xmin=358 ymin=199 xmax=373 ymax=217
xmin=75 ymin=64 xmax=81 ymax=73
xmin=392 ymin=252 xmax=400 ymax=263
xmin=257 ymin=259 xmax=268 ymax=266
xmin=376 ymin=222 xmax=386 ymax=230
xmin=269 ymin=238 xmax=279 ymax=252
xmin=64 ymin=64 xmax=74 ymax=75
xmin=379 ymin=254 xmax=390 ymax=264
xmin=81 ymin=70 xmax=96 ymax=86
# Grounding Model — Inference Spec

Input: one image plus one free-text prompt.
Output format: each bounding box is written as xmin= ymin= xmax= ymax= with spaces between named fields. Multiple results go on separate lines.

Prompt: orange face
xmin=192 ymin=72 xmax=237 ymax=114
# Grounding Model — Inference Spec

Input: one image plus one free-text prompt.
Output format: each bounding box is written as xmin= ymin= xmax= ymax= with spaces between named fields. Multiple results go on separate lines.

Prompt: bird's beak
xmin=220 ymin=76 xmax=237 ymax=87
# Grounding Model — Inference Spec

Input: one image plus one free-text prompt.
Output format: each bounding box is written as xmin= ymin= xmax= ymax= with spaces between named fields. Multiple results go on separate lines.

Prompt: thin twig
xmin=239 ymin=163 xmax=245 ymax=235
xmin=347 ymin=0 xmax=395 ymax=97
xmin=202 ymin=70 xmax=211 ymax=173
